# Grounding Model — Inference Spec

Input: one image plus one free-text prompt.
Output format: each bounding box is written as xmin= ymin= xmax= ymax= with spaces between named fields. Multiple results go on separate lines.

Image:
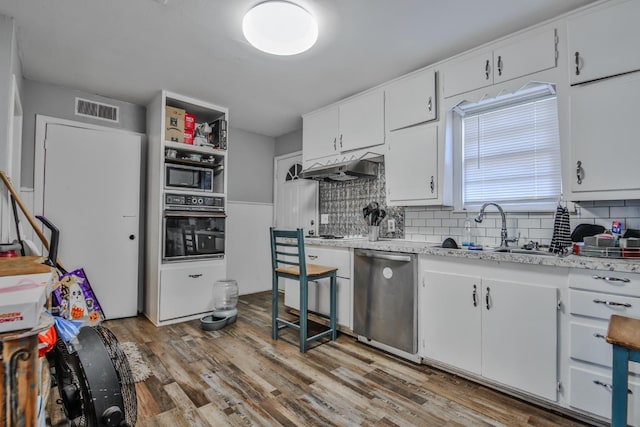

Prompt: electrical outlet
xmin=321 ymin=214 xmax=329 ymax=224
xmin=387 ymin=218 xmax=396 ymax=232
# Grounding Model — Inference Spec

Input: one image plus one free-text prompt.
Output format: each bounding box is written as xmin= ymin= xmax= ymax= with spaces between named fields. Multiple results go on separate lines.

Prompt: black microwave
xmin=165 ymin=164 xmax=214 ymax=193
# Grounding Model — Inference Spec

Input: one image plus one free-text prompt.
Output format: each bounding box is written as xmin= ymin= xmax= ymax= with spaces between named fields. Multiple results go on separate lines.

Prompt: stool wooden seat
xmin=606 ymin=314 xmax=640 ymax=426
xmin=270 ymin=227 xmax=338 ymax=353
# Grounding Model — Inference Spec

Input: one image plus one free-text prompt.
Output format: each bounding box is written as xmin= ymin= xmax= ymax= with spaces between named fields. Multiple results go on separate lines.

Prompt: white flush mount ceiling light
xmin=243 ymin=1 xmax=318 ymax=56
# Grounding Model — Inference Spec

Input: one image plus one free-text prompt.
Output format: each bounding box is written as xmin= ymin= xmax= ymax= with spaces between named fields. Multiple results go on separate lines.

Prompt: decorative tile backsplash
xmin=317 ymin=161 xmax=639 ymax=245
xmin=318 ymin=163 xmax=404 ymax=238
xmin=404 ymin=200 xmax=640 ymax=248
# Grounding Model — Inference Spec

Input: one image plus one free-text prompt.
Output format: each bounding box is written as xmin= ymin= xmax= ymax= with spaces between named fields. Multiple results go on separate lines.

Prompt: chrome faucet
xmin=474 ymin=202 xmax=516 ymax=248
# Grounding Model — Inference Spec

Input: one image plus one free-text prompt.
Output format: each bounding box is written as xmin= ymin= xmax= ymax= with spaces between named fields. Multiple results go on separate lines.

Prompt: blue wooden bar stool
xmin=269 ymin=227 xmax=338 ymax=353
xmin=606 ymin=314 xmax=640 ymax=426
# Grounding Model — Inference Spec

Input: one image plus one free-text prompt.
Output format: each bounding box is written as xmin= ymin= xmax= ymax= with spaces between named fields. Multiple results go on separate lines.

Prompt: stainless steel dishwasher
xmin=353 ymin=249 xmax=419 ymax=362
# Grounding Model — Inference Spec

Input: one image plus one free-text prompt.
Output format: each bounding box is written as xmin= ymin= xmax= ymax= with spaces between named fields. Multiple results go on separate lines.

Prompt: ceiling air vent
xmin=75 ymin=97 xmax=119 ymax=123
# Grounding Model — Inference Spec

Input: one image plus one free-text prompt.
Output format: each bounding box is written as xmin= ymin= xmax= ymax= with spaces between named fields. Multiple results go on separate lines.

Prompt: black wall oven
xmin=163 ymin=194 xmax=226 ymax=262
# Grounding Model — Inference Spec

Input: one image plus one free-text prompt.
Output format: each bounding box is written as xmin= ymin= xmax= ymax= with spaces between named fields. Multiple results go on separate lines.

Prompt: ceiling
xmin=0 ymin=0 xmax=595 ymax=138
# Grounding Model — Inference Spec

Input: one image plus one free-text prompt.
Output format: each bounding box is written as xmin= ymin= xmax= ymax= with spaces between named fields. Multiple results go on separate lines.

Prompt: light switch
xmin=387 ymin=218 xmax=396 ymax=232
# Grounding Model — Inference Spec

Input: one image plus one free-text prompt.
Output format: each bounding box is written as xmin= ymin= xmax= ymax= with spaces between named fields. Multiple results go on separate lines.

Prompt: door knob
xmin=129 ymin=235 xmax=136 ymax=240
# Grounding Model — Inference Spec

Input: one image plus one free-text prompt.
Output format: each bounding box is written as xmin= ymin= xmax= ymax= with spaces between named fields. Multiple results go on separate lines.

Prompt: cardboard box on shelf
xmin=165 ymin=106 xmax=185 ymax=134
xmin=0 ymin=272 xmax=52 ymax=333
xmin=165 ymin=128 xmax=184 ymax=143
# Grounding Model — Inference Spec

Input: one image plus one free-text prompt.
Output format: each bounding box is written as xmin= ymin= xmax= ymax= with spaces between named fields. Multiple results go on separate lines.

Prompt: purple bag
xmin=52 ymin=268 xmax=104 ymax=326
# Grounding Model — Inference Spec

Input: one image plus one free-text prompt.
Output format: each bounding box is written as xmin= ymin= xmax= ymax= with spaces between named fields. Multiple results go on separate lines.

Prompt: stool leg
xmin=272 ymin=271 xmax=279 ymax=340
xmin=611 ymin=344 xmax=629 ymax=427
xmin=330 ymin=273 xmax=337 ymax=341
xmin=300 ymin=277 xmax=308 ymax=353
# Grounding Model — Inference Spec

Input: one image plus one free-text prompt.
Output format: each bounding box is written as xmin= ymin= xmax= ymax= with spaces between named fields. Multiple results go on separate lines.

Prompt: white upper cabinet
xmin=338 ymin=90 xmax=385 ymax=152
xmin=568 ymin=0 xmax=640 ymax=85
xmin=385 ymin=124 xmax=438 ymax=206
xmin=443 ymin=48 xmax=494 ymax=98
xmin=443 ymin=26 xmax=557 ymax=98
xmin=386 ymin=68 xmax=437 ymax=131
xmin=302 ymin=106 xmax=339 ymax=163
xmin=302 ymin=90 xmax=384 ymax=165
xmin=570 ymin=71 xmax=640 ymax=195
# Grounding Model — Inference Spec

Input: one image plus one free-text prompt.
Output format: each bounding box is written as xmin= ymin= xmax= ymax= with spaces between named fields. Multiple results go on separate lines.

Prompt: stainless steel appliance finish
xmin=163 ymin=210 xmax=226 ymax=262
xmin=354 ymin=249 xmax=418 ymax=357
xmin=165 ymin=163 xmax=215 ymax=192
xmin=301 ymin=158 xmax=379 ymax=181
xmin=165 ymin=193 xmax=224 ymax=212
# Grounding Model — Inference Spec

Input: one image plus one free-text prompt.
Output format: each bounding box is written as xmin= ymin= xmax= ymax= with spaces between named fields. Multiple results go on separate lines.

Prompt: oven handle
xmin=357 ymin=250 xmax=412 ymax=262
xmin=164 ymin=211 xmax=227 ymax=218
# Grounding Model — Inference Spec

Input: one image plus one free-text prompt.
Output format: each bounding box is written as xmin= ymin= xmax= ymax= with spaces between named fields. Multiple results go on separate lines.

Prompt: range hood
xmin=302 ymin=159 xmax=379 ymax=181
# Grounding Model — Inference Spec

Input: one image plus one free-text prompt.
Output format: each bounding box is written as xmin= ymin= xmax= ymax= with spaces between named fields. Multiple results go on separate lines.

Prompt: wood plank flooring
xmin=47 ymin=291 xmax=595 ymax=426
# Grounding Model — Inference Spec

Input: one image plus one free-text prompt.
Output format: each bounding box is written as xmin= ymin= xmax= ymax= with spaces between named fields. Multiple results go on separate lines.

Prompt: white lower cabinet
xmin=421 ymin=259 xmax=559 ymax=401
xmin=284 ymin=246 xmax=352 ymax=329
xmin=159 ymin=261 xmax=225 ymax=322
xmin=568 ymin=268 xmax=640 ymax=424
xmin=570 ymin=366 xmax=640 ymax=424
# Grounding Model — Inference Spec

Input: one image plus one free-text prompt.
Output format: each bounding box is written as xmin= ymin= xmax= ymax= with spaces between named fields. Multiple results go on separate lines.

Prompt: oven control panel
xmin=165 ymin=193 xmax=224 ymax=211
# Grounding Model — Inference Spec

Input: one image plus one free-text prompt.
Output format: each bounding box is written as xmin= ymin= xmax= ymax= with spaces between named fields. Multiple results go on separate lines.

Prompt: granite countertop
xmin=305 ymin=238 xmax=640 ymax=273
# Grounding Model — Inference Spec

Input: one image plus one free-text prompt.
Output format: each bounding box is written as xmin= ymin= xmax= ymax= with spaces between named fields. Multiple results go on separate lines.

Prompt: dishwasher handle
xmin=356 ymin=250 xmax=412 ymax=263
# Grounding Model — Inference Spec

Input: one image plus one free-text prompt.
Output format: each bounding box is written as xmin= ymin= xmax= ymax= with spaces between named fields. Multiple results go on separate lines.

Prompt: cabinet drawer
xmin=569 ymin=366 xmax=640 ymax=424
xmin=569 ymin=289 xmax=640 ymax=320
xmin=569 ymin=269 xmax=640 ymax=296
xmin=570 ymin=321 xmax=640 ymax=374
xmin=305 ymin=246 xmax=351 ymax=278
xmin=159 ymin=262 xmax=225 ymax=321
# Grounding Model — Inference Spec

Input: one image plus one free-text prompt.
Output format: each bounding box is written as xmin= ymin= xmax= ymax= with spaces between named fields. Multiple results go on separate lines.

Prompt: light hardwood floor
xmin=48 ymin=291 xmax=596 ymax=426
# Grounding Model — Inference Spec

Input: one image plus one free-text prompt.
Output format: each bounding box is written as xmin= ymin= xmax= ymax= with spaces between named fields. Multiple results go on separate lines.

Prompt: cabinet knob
xmin=427 ymin=96 xmax=432 ymax=112
xmin=339 ymin=134 xmax=343 ymax=148
xmin=485 ymin=59 xmax=490 ymax=80
xmin=333 ymin=137 xmax=337 ymax=151
xmin=592 ymin=275 xmax=630 ymax=283
xmin=429 ymin=176 xmax=435 ymax=193
xmin=188 ymin=274 xmax=203 ymax=279
xmin=574 ymin=51 xmax=581 ymax=76
xmin=472 ymin=284 xmax=478 ymax=307
xmin=129 ymin=234 xmax=135 ymax=240
xmin=485 ymin=286 xmax=491 ymax=310
xmin=497 ymin=55 xmax=503 ymax=76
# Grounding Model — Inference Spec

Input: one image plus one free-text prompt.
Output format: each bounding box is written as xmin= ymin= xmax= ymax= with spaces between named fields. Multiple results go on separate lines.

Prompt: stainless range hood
xmin=302 ymin=159 xmax=379 ymax=181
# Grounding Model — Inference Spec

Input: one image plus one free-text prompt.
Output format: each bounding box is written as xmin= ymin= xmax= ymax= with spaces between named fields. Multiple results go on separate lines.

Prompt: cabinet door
xmin=570 ymin=72 xmax=640 ymax=193
xmin=481 ymin=279 xmax=557 ymax=401
xmin=421 ymin=271 xmax=482 ymax=375
xmin=493 ymin=28 xmax=557 ymax=84
xmin=568 ymin=0 xmax=640 ymax=84
xmin=283 ymin=277 xmax=352 ymax=329
xmin=443 ymin=49 xmax=493 ymax=98
xmin=159 ymin=262 xmax=225 ymax=321
xmin=385 ymin=124 xmax=438 ymax=205
xmin=338 ymin=91 xmax=385 ymax=152
xmin=386 ymin=68 xmax=437 ymax=131
xmin=303 ymin=107 xmax=339 ymax=162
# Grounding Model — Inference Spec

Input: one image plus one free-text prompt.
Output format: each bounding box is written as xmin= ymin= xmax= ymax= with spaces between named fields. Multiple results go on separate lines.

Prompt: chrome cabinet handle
xmin=576 ymin=160 xmax=584 ymax=185
xmin=593 ymin=380 xmax=632 ymax=394
xmin=485 ymin=59 xmax=490 ymax=80
xmin=472 ymin=284 xmax=478 ymax=307
xmin=430 ymin=176 xmax=434 ymax=193
xmin=188 ymin=274 xmax=203 ymax=278
xmin=593 ymin=332 xmax=605 ymax=339
xmin=485 ymin=287 xmax=491 ymax=310
xmin=497 ymin=55 xmax=503 ymax=76
xmin=593 ymin=299 xmax=632 ymax=308
xmin=575 ymin=51 xmax=581 ymax=76
xmin=308 ymin=254 xmax=318 ymax=260
xmin=427 ymin=96 xmax=432 ymax=112
xmin=592 ymin=275 xmax=630 ymax=283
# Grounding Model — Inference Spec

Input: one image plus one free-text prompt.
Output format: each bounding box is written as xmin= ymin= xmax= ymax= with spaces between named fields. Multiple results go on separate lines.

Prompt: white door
xmin=275 ymin=153 xmax=317 ymax=235
xmin=43 ymin=123 xmax=141 ymax=319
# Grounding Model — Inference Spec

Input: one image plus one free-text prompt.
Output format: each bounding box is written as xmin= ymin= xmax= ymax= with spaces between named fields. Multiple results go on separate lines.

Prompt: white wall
xmin=227 ymin=127 xmax=276 ymax=203
xmin=274 ymin=128 xmax=302 ymax=157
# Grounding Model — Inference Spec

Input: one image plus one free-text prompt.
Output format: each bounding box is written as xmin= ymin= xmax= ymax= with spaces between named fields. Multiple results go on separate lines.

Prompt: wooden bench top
xmin=0 ymin=256 xmax=53 ymax=277
xmin=606 ymin=314 xmax=640 ymax=352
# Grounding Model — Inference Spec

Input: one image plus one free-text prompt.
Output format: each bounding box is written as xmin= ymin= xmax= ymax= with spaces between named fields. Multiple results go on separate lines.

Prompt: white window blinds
xmin=462 ymin=95 xmax=561 ymax=210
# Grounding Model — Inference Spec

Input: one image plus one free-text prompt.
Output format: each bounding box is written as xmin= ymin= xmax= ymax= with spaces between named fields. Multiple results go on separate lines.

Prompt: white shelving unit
xmin=145 ymin=90 xmax=229 ymax=326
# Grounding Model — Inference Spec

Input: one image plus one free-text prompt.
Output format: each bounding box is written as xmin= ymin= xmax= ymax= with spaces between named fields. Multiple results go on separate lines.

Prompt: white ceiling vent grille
xmin=75 ymin=97 xmax=119 ymax=123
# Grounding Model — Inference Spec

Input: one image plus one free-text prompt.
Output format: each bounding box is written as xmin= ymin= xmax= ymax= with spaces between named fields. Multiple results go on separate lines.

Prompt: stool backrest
xmin=270 ymin=227 xmax=306 ymax=277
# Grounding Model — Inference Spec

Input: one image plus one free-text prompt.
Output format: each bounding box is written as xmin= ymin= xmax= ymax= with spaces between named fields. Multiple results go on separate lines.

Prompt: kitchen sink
xmin=491 ymin=247 xmax=556 ymax=257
